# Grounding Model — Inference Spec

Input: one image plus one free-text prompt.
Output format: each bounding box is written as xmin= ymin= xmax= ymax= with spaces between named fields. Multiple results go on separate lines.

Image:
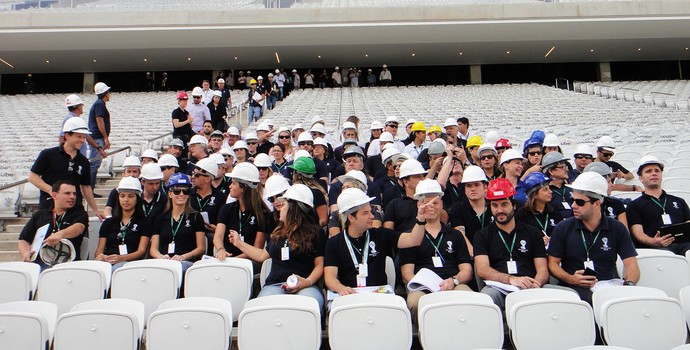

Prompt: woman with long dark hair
xmin=516 ymin=172 xmax=563 ymax=247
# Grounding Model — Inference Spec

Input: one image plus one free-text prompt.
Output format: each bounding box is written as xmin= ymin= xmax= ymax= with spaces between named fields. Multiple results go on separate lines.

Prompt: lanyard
xmin=451 ymin=185 xmax=460 ymax=199
xmin=649 ymin=196 xmax=667 ymax=214
xmin=552 ymin=186 xmax=566 ymax=199
xmin=119 ymin=220 xmax=131 ymax=244
xmin=533 ymin=213 xmax=549 ymax=234
xmin=580 ymin=229 xmax=601 ymax=261
xmin=197 ymin=195 xmax=211 ymax=211
xmin=143 ymin=201 xmax=154 ymax=217
xmin=497 ymin=230 xmax=517 ymax=260
xmin=344 ymin=230 xmax=370 ymax=271
xmin=477 ymin=209 xmax=487 ymax=227
xmin=425 ymin=232 xmax=445 ymax=263
xmin=53 ymin=211 xmax=66 ymax=233
xmin=170 ymin=213 xmax=184 ymax=240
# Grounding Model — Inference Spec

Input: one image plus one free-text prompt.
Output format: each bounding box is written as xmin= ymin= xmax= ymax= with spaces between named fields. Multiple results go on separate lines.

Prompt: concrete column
xmin=83 ymin=72 xmax=95 ymax=94
xmin=470 ymin=65 xmax=482 ymax=85
xmin=597 ymin=62 xmax=612 ymax=82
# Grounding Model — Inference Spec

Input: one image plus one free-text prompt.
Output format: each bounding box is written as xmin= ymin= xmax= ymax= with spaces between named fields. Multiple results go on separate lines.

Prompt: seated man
xmin=548 ymin=172 xmax=639 ymax=304
xmin=627 ymin=155 xmax=690 ymax=255
xmin=18 ymin=181 xmax=88 ymax=269
xmin=474 ymin=178 xmax=549 ymax=310
xmin=400 ymin=179 xmax=473 ymax=320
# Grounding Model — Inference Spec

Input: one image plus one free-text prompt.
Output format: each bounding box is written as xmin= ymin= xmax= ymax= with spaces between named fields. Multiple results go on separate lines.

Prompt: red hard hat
xmin=485 ymin=178 xmax=516 ymax=200
xmin=176 ymin=91 xmax=188 ymax=100
xmin=495 ymin=138 xmax=512 ymax=149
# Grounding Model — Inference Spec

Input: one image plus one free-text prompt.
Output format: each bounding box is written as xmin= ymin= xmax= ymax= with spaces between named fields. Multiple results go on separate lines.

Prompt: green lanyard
xmin=533 ymin=213 xmax=549 ymax=234
xmin=197 ymin=195 xmax=211 ymax=211
xmin=143 ymin=201 xmax=154 ymax=217
xmin=649 ymin=196 xmax=667 ymax=214
xmin=170 ymin=213 xmax=184 ymax=240
xmin=53 ymin=211 xmax=66 ymax=233
xmin=580 ymin=229 xmax=601 ymax=261
xmin=477 ymin=210 xmax=487 ymax=227
xmin=119 ymin=221 xmax=131 ymax=244
xmin=425 ymin=232 xmax=445 ymax=263
xmin=497 ymin=230 xmax=517 ymax=260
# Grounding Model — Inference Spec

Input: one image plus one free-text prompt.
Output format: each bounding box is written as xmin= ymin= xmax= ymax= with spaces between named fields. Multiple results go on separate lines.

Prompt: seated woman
xmin=150 ymin=173 xmax=206 ymax=273
xmin=516 ymin=172 xmax=564 ymax=247
xmin=95 ymin=177 xmax=151 ymax=270
xmin=227 ymin=184 xmax=326 ymax=311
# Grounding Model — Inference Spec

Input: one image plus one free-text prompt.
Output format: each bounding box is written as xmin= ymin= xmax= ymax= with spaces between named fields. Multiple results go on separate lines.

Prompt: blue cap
xmin=523 ymin=172 xmax=551 ymax=195
xmin=167 ymin=172 xmax=191 ymax=188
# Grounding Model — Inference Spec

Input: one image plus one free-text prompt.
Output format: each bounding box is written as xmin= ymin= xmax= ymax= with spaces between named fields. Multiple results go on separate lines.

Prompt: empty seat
xmin=664 ymin=177 xmax=690 ymax=192
xmin=238 ymin=294 xmax=321 ymax=350
xmin=0 ymin=300 xmax=57 ymax=350
xmin=36 ymin=260 xmax=112 ymax=315
xmin=0 ymin=261 xmax=41 ymax=302
xmin=184 ymin=257 xmax=253 ymax=320
xmin=665 ymin=166 xmax=690 ymax=178
xmin=635 ymin=255 xmax=690 ymax=299
xmin=417 ymin=291 xmax=503 ymax=350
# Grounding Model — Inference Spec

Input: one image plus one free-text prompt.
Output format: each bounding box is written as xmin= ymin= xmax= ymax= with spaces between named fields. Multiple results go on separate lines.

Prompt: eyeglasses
xmin=223 ymin=155 xmax=232 ymax=159
xmin=555 ymin=163 xmax=568 ymax=170
xmin=573 ymin=198 xmax=597 ymax=206
xmin=298 ymin=142 xmax=313 ymax=146
xmin=192 ymin=172 xmax=209 ymax=178
xmin=528 ymin=151 xmax=543 ymax=156
xmin=480 ymin=155 xmax=495 ymax=160
xmin=279 ymin=135 xmax=291 ymax=139
xmin=67 ymin=159 xmax=74 ymax=174
xmin=575 ymin=155 xmax=593 ymax=160
xmin=600 ymin=152 xmax=614 ymax=158
xmin=247 ymin=142 xmax=258 ymax=146
xmin=171 ymin=188 xmax=190 ymax=195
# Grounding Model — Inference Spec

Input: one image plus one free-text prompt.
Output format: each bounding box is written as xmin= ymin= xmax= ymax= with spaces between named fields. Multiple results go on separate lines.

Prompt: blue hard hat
xmin=523 ymin=172 xmax=551 ymax=195
xmin=523 ymin=137 xmax=543 ymax=153
xmin=529 ymin=130 xmax=545 ymax=143
xmin=167 ymin=172 xmax=192 ymax=188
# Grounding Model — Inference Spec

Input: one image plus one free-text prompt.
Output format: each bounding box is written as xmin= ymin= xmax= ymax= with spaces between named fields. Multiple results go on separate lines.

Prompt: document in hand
xmin=484 ymin=280 xmax=521 ymax=295
xmin=327 ymin=285 xmax=394 ymax=301
xmin=406 ymin=268 xmax=444 ymax=293
xmin=30 ymin=223 xmax=50 ymax=261
xmin=252 ymin=91 xmax=262 ymax=103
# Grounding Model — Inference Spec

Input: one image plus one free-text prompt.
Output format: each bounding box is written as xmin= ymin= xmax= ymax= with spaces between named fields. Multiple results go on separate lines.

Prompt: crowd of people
xmin=17 ymin=76 xmax=690 ymax=324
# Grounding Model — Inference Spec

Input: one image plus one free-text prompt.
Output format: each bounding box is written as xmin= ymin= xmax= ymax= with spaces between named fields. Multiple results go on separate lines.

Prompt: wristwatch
xmin=415 ymin=218 xmax=427 ymax=226
xmin=452 ymin=277 xmax=460 ymax=286
xmin=623 ymin=280 xmax=635 ymax=286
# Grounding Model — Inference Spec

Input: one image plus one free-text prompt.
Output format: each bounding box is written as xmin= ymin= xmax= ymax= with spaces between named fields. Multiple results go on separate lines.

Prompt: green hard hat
xmin=289 ymin=156 xmax=316 ymax=175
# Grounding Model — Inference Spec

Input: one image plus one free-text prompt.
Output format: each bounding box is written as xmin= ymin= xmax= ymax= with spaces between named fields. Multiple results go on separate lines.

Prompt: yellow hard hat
xmin=466 ymin=135 xmax=483 ymax=148
xmin=410 ymin=121 xmax=427 ymax=132
xmin=428 ymin=125 xmax=443 ymax=134
xmin=250 ymin=79 xmax=257 ymax=84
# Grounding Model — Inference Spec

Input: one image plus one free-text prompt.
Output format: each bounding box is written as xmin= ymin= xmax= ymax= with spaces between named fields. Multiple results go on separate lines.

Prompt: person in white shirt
xmin=187 ymin=87 xmax=212 ymax=134
xmin=200 ymin=80 xmax=214 ymax=105
xmin=379 ymin=64 xmax=392 ymax=86
xmin=404 ymin=122 xmax=429 ymax=160
xmin=332 ymin=67 xmax=342 ymax=87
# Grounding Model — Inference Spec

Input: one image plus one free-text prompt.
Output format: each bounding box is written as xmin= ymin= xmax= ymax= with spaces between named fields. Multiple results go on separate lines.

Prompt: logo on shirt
xmin=601 ymin=237 xmax=610 ymax=251
xmin=185 ymin=220 xmax=191 ymax=227
xmin=446 ymin=241 xmax=454 ymax=254
xmin=673 ymin=202 xmax=680 ymax=209
xmin=132 ymin=224 xmax=138 ymax=232
xmin=550 ymin=219 xmax=556 ymax=227
xmin=607 ymin=207 xmax=615 ymax=218
xmin=518 ymin=240 xmax=528 ymax=253
xmin=249 ymin=216 xmax=256 ymax=225
xmin=209 ymin=197 xmax=216 ymax=206
xmin=77 ymin=165 xmax=83 ymax=175
xmin=369 ymin=241 xmax=379 ymax=257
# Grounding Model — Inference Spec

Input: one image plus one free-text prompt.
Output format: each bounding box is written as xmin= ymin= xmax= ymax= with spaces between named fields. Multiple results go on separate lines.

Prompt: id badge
xmin=662 ymin=214 xmax=672 ymax=225
xmin=118 ymin=244 xmax=128 ymax=255
xmin=507 ymin=260 xmax=518 ymax=274
xmin=432 ymin=256 xmax=443 ymax=268
xmin=240 ymin=235 xmax=245 ymax=242
xmin=562 ymin=202 xmax=571 ymax=210
xmin=358 ymin=263 xmax=368 ymax=277
xmin=168 ymin=242 xmax=176 ymax=254
xmin=281 ymin=246 xmax=290 ymax=261
xmin=584 ymin=260 xmax=595 ymax=270
xmin=357 ymin=274 xmax=367 ymax=287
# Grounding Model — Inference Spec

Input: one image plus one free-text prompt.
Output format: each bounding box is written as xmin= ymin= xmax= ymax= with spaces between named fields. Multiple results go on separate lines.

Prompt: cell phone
xmin=583 ymin=267 xmax=597 ymax=277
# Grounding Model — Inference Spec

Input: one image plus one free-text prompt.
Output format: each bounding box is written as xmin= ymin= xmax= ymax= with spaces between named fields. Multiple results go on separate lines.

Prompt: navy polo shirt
xmin=19 ymin=204 xmax=88 ymax=261
xmin=515 ymin=207 xmax=563 ymax=237
xmin=99 ymin=215 xmax=152 ymax=256
xmin=399 ymin=226 xmax=472 ymax=279
xmin=473 ymin=222 xmax=547 ymax=278
xmin=549 ymin=184 xmax=574 ymax=219
xmin=190 ymin=189 xmax=225 ymax=231
xmin=602 ymin=197 xmax=626 ymax=221
xmin=216 ymin=201 xmax=275 ymax=256
xmin=264 ymin=230 xmax=327 ymax=286
xmin=549 ymin=216 xmax=637 ymax=281
xmin=152 ymin=211 xmax=205 ymax=258
xmin=448 ymin=200 xmax=493 ymax=244
xmin=88 ymin=98 xmax=110 ymax=139
xmin=626 ymin=191 xmax=690 ymax=246
xmin=383 ymin=196 xmax=418 ymax=233
xmin=30 ymin=145 xmax=91 ymax=207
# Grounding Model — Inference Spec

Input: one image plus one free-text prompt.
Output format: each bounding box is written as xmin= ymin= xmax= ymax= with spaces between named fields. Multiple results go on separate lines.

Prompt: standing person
xmin=208 ymin=90 xmax=228 ymax=131
xmin=266 ymin=73 xmax=278 ymax=110
xmin=200 ymin=80 xmax=214 ymax=105
xmin=245 ymin=71 xmax=254 ymax=89
xmin=292 ymin=69 xmax=301 ymax=90
xmin=366 ymin=69 xmax=377 ymax=87
xmin=379 ymin=64 xmax=392 ymax=86
xmin=160 ymin=72 xmax=169 ymax=91
xmin=187 ymin=87 xmax=212 ymax=134
xmin=243 ymin=79 xmax=265 ymax=125
xmin=150 ymin=173 xmax=206 ymax=273
xmin=331 ymin=67 xmax=342 ymax=87
xmin=236 ymin=71 xmax=246 ymax=91
xmin=88 ymin=82 xmax=112 ymax=194
xmin=217 ymin=78 xmax=232 ymax=112
xmin=274 ymin=69 xmax=286 ymax=100
xmin=146 ymin=72 xmax=155 ymax=91
xmin=95 ymin=177 xmax=151 ymax=270
xmin=29 ymin=117 xmax=104 ymax=219
xmin=303 ymin=69 xmax=315 ymax=89
xmin=227 ymin=184 xmax=326 ymax=311
xmin=59 ymin=94 xmax=106 ymax=159
xmin=318 ymin=69 xmax=328 ymax=89
xmin=171 ymin=91 xmax=194 ymax=146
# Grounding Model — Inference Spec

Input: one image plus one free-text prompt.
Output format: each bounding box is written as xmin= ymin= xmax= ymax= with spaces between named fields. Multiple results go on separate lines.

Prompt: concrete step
xmin=0 ymin=240 xmax=19 ymax=250
xmin=0 ymin=232 xmax=18 ymax=241
xmin=0 ymin=251 xmax=21 ymax=262
xmin=3 ymin=217 xmax=30 ymax=226
xmin=5 ymin=224 xmax=25 ymax=233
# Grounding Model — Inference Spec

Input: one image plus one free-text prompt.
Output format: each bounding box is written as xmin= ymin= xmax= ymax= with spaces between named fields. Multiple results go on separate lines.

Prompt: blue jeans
xmin=259 ymin=284 xmax=325 ymax=314
xmin=278 ymin=87 xmax=284 ymax=100
xmin=266 ymin=95 xmax=277 ymax=110
xmin=89 ymin=138 xmax=105 ymax=187
xmin=248 ymin=106 xmax=262 ymax=124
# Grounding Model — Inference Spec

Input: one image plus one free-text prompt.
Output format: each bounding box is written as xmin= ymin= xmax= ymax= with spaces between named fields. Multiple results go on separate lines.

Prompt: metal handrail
xmin=144 ymin=132 xmax=173 ymax=151
xmin=0 ymin=146 xmax=131 ymax=192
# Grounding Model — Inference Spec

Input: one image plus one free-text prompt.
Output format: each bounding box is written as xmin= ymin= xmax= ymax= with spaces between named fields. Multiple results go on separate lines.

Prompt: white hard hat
xmin=257 ymin=75 xmax=264 ymax=80
xmin=122 ymin=156 xmax=142 ymax=168
xmin=39 ymin=239 xmax=75 ymax=266
xmin=189 ymin=135 xmax=208 ymax=146
xmin=217 ymin=78 xmax=225 ymax=84
xmin=208 ymin=153 xmax=226 ymax=166
xmin=381 ymin=147 xmax=401 ymax=165
xmin=65 ymin=94 xmax=83 ymax=108
xmin=227 ymin=126 xmax=241 ymax=136
xmin=117 ymin=176 xmax=142 ymax=195
xmin=406 ymin=118 xmax=417 ymax=126
xmin=292 ymin=69 xmax=297 ymax=73
xmin=158 ymin=154 xmax=180 ymax=168
xmin=637 ymin=155 xmax=664 ymax=175
xmin=169 ymin=138 xmax=185 ymax=148
xmin=335 ymin=66 xmax=340 ymax=70
xmin=218 ymin=148 xmax=235 ymax=159
xmin=233 ymin=140 xmax=248 ymax=150
xmin=310 ymin=124 xmax=326 ymax=134
xmin=253 ymin=153 xmax=272 ymax=168
xmin=292 ymin=123 xmax=305 ymax=132
xmin=141 ymin=149 xmax=159 ymax=161
xmin=596 ymin=136 xmax=616 ymax=152
xmin=338 ymin=170 xmax=368 ymax=190
xmin=245 ymin=132 xmax=258 ymax=141
xmin=543 ymin=133 xmax=561 ymax=148
xmin=314 ymin=137 xmax=328 ymax=148
xmin=566 ymin=172 xmax=608 ymax=198
xmin=311 ymin=116 xmax=325 ymax=125
xmin=573 ymin=144 xmax=594 ymax=158
xmin=213 ymin=90 xmax=222 ymax=97
xmin=485 ymin=130 xmax=500 ymax=145
xmin=461 ymin=165 xmax=489 ymax=183
xmin=477 ymin=143 xmax=497 ymax=157
xmin=443 ymin=117 xmax=457 ymax=128
xmin=256 ymin=123 xmax=270 ymax=132
xmin=140 ymin=163 xmax=164 ymax=180
xmin=379 ymin=131 xmax=394 ymax=143
xmin=382 ymin=64 xmax=388 ymax=68
xmin=297 ymin=132 xmax=314 ymax=143
xmin=227 ymin=162 xmax=260 ymax=188
xmin=264 ymin=174 xmax=291 ymax=199
xmin=268 ymin=73 xmax=274 ymax=78
xmin=94 ymin=82 xmax=110 ymax=95
xmin=342 ymin=121 xmax=357 ymax=130
xmin=275 ymin=69 xmax=280 ymax=74
xmin=62 ymin=117 xmax=91 ymax=134
xmin=370 ymin=121 xmax=383 ymax=130
xmin=294 ymin=150 xmax=311 ymax=160
xmin=500 ymin=149 xmax=525 ymax=166
xmin=192 ymin=86 xmax=203 ymax=96
xmin=281 ymin=184 xmax=314 ymax=208
xmin=338 ymin=188 xmax=375 ymax=216
xmin=264 ymin=119 xmax=274 ymax=127
xmin=194 ymin=158 xmax=218 ymax=179
xmin=414 ymin=178 xmax=444 ymax=200
xmin=399 ymin=159 xmax=427 ymax=179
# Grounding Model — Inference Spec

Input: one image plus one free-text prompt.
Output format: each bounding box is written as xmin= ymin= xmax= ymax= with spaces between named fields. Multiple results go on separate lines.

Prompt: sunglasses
xmin=600 ymin=152 xmax=614 ymax=158
xmin=192 ymin=172 xmax=209 ymax=178
xmin=160 ymin=166 xmax=176 ymax=171
xmin=223 ymin=155 xmax=232 ymax=159
xmin=267 ymin=193 xmax=285 ymax=203
xmin=480 ymin=155 xmax=495 ymax=160
xmin=298 ymin=142 xmax=313 ymax=146
xmin=386 ymin=124 xmax=399 ymax=129
xmin=279 ymin=135 xmax=291 ymax=139
xmin=171 ymin=188 xmax=190 ymax=195
xmin=496 ymin=147 xmax=510 ymax=151
xmin=575 ymin=155 xmax=593 ymax=160
xmin=247 ymin=142 xmax=258 ymax=145
xmin=193 ymin=96 xmax=202 ymax=99
xmin=528 ymin=151 xmax=543 ymax=156
xmin=258 ymin=167 xmax=269 ymax=171
xmin=573 ymin=198 xmax=597 ymax=206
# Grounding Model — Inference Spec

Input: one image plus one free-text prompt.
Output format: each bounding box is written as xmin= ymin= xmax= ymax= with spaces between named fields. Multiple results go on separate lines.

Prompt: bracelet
xmin=415 ymin=218 xmax=427 ymax=226
xmin=632 ymin=185 xmax=637 ymax=191
xmin=306 ymin=277 xmax=313 ymax=286
xmin=97 ymin=146 xmax=103 ymax=149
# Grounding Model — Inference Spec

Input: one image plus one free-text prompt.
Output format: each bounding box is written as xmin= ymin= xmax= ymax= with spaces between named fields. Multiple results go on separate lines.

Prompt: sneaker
xmin=93 ymin=193 xmax=103 ymax=198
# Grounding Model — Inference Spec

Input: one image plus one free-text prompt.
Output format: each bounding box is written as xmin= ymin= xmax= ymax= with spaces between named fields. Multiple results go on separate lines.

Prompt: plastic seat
xmin=0 ymin=261 xmax=41 ymax=302
xmin=259 ymin=258 xmax=272 ymax=288
xmin=609 ymin=191 xmax=641 ymax=201
xmin=672 ymin=344 xmax=690 ymax=350
xmin=238 ymin=294 xmax=321 ymax=350
xmin=110 ymin=259 xmax=182 ymax=322
xmin=417 ymin=291 xmax=503 ymax=350
xmin=663 ymin=178 xmax=690 ymax=192
xmin=54 ymin=299 xmax=145 ymax=350
xmin=665 ymin=166 xmax=690 ymax=178
xmin=635 ymin=255 xmax=690 ymax=299
xmin=677 ymin=286 xmax=690 ymax=331
xmin=0 ymin=301 xmax=57 ymax=350
xmin=569 ymin=346 xmax=635 ymax=350
xmin=36 ymin=260 xmax=112 ymax=316
xmin=329 ymin=293 xmax=411 ymax=350
xmin=147 ymin=297 xmax=233 ymax=350
xmin=504 ymin=288 xmax=580 ymax=330
xmin=184 ymin=257 xmax=253 ymax=320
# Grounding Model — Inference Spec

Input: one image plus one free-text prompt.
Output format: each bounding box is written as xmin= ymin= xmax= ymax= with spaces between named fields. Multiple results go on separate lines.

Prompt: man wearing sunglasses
xmin=190 ymin=158 xmax=223 ymax=255
xmin=568 ymin=144 xmax=595 ymax=183
xmin=367 ymin=116 xmax=406 ymax=157
xmin=594 ymin=136 xmax=635 ymax=192
xmin=548 ymin=172 xmax=639 ymax=305
xmin=187 ymin=87 xmax=212 ymax=134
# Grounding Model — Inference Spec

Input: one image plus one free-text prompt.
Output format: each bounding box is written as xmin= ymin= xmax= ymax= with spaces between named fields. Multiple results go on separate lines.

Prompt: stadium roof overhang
xmin=1 ymin=2 xmax=690 ymax=74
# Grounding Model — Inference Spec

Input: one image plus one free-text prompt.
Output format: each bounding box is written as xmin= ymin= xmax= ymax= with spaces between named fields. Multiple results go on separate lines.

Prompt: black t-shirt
xmin=208 ymin=103 xmax=227 ymax=126
xmin=626 ymin=191 xmax=690 ymax=246
xmin=324 ymin=228 xmax=402 ymax=287
xmin=30 ymin=145 xmax=91 ymax=207
xmin=443 ymin=181 xmax=465 ymax=210
xmin=473 ymin=222 xmax=547 ymax=278
xmin=142 ymin=191 xmax=168 ymax=219
xmin=152 ymin=211 xmax=205 ymax=258
xmin=383 ymin=196 xmax=418 ymax=233
xmin=88 ymin=98 xmax=110 ymax=139
xmin=171 ymin=107 xmax=193 ymax=143
xmin=256 ymin=141 xmax=274 ymax=155
xmin=604 ymin=160 xmax=631 ymax=175
xmin=264 ymin=230 xmax=327 ymax=285
xmin=448 ymin=200 xmax=493 ymax=244
xmin=190 ymin=189 xmax=225 ymax=232
xmin=216 ymin=201 xmax=275 ymax=256
xmin=382 ymin=182 xmax=405 ymax=211
xmin=364 ymin=155 xmax=384 ymax=180
xmin=399 ymin=226 xmax=472 ymax=279
xmin=549 ymin=184 xmax=574 ymax=219
xmin=515 ymin=207 xmax=563 ymax=237
xmin=19 ymin=204 xmax=88 ymax=260
xmin=98 ymin=215 xmax=152 ymax=256
xmin=602 ymin=197 xmax=626 ymax=221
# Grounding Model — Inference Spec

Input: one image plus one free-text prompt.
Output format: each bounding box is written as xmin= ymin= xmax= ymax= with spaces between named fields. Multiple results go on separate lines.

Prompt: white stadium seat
xmin=0 ymin=261 xmax=41 ymax=303
xmin=36 ymin=260 xmax=112 ymax=316
xmin=184 ymin=257 xmax=253 ymax=320
xmin=635 ymin=255 xmax=690 ymax=299
xmin=0 ymin=301 xmax=57 ymax=350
